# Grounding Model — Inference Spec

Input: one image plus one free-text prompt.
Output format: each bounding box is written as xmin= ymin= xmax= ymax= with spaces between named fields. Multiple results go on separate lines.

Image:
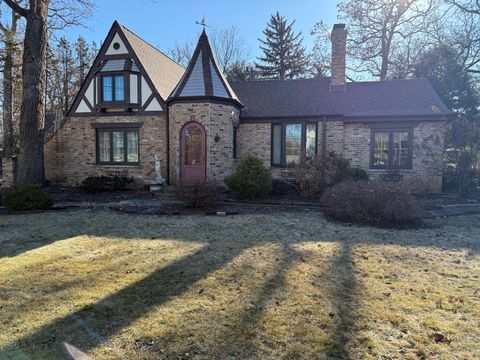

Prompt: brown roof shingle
xmin=120 ymin=24 xmax=185 ymax=101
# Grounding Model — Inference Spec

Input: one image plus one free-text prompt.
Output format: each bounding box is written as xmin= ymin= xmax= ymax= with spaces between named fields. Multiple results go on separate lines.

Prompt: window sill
xmin=368 ymin=168 xmax=414 ymax=172
xmin=96 ymin=163 xmax=141 ymax=167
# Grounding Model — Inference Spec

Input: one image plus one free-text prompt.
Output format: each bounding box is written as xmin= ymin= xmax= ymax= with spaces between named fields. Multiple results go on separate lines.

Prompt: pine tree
xmin=57 ymin=36 xmax=76 ymax=115
xmin=75 ymin=36 xmax=90 ymax=86
xmin=255 ymin=12 xmax=308 ymax=79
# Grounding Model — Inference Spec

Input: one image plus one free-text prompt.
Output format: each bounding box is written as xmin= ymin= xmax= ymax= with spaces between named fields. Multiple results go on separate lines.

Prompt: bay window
xmin=271 ymin=122 xmax=317 ymax=166
xmin=370 ymin=129 xmax=412 ymax=169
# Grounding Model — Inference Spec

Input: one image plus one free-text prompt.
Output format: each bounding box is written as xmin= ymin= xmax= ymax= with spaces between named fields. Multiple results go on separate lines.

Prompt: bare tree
xmin=166 ymin=39 xmax=193 ymax=68
xmin=338 ymin=0 xmax=436 ymax=80
xmin=0 ymin=5 xmax=20 ymax=157
xmin=211 ymin=25 xmax=249 ymax=74
xmin=308 ymin=21 xmax=331 ymax=78
xmin=448 ymin=0 xmax=480 ymax=15
xmin=1 ymin=0 xmax=93 ymax=183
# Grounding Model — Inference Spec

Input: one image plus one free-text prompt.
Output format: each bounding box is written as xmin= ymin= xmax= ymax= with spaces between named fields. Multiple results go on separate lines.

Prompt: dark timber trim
xmin=168 ymin=96 xmax=242 ymax=109
xmin=168 ymin=29 xmax=243 ymax=107
xmin=91 ymin=122 xmax=144 ymax=129
xmin=66 ymin=21 xmax=166 ymax=119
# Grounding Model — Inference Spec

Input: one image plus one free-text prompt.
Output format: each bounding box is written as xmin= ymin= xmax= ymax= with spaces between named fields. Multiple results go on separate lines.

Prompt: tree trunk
xmin=16 ymin=0 xmax=50 ymax=183
xmin=2 ymin=13 xmax=19 ymax=158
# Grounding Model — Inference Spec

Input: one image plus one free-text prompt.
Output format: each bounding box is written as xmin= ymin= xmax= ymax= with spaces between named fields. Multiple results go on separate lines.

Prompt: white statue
xmin=155 ymin=154 xmax=163 ymax=181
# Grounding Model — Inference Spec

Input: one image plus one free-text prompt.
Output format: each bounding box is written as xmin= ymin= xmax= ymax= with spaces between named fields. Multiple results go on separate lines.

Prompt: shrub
xmin=287 ymin=154 xmax=368 ymax=198
xmin=82 ymin=175 xmax=133 ymax=193
xmin=225 ymin=155 xmax=272 ymax=199
xmin=287 ymin=156 xmax=335 ymax=198
xmin=320 ymin=180 xmax=419 ymax=225
xmin=175 ymin=182 xmax=220 ymax=208
xmin=2 ymin=183 xmax=54 ymax=212
xmin=331 ymin=157 xmax=369 ymax=185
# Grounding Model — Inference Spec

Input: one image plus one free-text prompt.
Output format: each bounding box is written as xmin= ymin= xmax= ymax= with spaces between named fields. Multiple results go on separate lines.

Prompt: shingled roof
xmin=120 ymin=24 xmax=185 ymax=101
xmin=168 ymin=30 xmax=242 ymax=107
xmin=231 ymin=77 xmax=455 ymax=120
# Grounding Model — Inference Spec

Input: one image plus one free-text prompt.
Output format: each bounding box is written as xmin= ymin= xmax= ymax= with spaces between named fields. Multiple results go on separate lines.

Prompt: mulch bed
xmin=45 ymin=186 xmax=155 ymax=203
xmin=110 ymin=202 xmax=319 ymax=216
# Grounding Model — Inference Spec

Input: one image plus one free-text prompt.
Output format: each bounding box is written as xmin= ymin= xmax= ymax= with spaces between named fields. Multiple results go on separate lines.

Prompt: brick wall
xmin=343 ymin=122 xmax=446 ymax=192
xmin=44 ymin=115 xmax=167 ymax=186
xmin=236 ymin=120 xmax=446 ymax=193
xmin=168 ymin=101 xmax=239 ymax=185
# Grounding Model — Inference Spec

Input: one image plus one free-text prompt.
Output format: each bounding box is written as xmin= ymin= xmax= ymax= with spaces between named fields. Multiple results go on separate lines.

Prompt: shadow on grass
xmin=1 ymin=210 xmax=479 ymax=359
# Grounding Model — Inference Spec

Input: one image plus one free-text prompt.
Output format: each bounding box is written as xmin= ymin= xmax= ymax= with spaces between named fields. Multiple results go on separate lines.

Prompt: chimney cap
xmin=333 ymin=23 xmax=346 ymax=29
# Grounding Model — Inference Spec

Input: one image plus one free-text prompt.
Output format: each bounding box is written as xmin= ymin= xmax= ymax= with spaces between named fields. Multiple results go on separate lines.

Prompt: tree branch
xmin=2 ymin=0 xmax=29 ymax=17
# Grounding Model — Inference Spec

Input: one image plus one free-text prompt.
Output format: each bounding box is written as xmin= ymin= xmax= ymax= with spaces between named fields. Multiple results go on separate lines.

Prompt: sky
xmin=61 ymin=0 xmax=341 ymax=59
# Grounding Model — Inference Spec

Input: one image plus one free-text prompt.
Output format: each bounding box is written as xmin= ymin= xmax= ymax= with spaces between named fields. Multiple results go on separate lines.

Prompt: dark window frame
xmin=95 ymin=128 xmax=140 ymax=165
xmin=370 ymin=128 xmax=413 ymax=170
xmin=271 ymin=121 xmax=318 ymax=167
xmin=233 ymin=126 xmax=238 ymax=159
xmin=101 ymin=73 xmax=126 ymax=103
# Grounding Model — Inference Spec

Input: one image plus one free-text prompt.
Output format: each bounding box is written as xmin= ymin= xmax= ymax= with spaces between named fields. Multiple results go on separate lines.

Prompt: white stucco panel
xmin=105 ymin=33 xmax=129 ymax=55
xmin=76 ymin=99 xmax=91 ymax=113
xmin=130 ymin=74 xmax=138 ymax=103
xmin=145 ymin=98 xmax=162 ymax=112
xmin=85 ymin=80 xmax=94 ymax=106
xmin=141 ymin=76 xmax=152 ymax=106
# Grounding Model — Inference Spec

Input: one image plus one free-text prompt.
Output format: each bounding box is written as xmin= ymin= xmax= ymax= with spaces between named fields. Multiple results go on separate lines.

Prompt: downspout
xmin=166 ymin=103 xmax=170 ymax=185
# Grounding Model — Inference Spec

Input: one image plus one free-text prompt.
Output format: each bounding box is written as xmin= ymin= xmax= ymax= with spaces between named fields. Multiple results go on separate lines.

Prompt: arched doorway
xmin=180 ymin=122 xmax=206 ymax=182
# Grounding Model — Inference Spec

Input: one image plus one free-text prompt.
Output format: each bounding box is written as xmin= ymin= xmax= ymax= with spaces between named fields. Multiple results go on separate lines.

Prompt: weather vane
xmin=195 ymin=16 xmax=209 ymax=29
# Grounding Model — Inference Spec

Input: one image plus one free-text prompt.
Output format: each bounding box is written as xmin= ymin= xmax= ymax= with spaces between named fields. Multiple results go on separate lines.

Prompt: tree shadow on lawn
xmin=1 ymin=210 xmax=479 ymax=359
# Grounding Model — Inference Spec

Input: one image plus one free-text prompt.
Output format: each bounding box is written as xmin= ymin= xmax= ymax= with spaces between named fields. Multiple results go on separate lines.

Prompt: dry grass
xmin=0 ymin=209 xmax=479 ymax=359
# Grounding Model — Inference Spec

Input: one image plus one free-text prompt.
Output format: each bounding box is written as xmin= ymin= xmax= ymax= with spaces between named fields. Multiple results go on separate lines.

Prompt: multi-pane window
xmin=371 ymin=129 xmax=412 ymax=169
xmin=271 ymin=122 xmax=317 ymax=166
xmin=96 ymin=129 xmax=139 ymax=164
xmin=102 ymin=75 xmax=125 ymax=102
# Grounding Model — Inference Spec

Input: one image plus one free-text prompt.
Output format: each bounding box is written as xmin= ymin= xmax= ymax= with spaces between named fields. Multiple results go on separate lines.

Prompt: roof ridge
xmin=119 ymin=24 xmax=185 ymax=70
xmin=348 ymin=78 xmax=429 ymax=85
xmin=230 ymin=77 xmax=330 ymax=85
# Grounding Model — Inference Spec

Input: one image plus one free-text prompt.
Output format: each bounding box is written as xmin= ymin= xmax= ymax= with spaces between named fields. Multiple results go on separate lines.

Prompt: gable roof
xmin=119 ymin=24 xmax=185 ymax=100
xmin=67 ymin=21 xmax=185 ymax=117
xmin=168 ymin=30 xmax=242 ymax=107
xmin=231 ymin=77 xmax=455 ymax=120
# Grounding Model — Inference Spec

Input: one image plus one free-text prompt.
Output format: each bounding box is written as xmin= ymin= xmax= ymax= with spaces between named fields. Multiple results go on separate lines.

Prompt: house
xmin=43 ymin=21 xmax=455 ymax=192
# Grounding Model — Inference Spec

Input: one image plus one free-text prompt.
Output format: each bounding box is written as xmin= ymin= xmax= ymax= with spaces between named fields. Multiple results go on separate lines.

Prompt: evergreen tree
xmin=75 ymin=36 xmax=90 ymax=85
xmin=255 ymin=12 xmax=308 ymax=79
xmin=415 ymin=45 xmax=480 ymax=193
xmin=57 ymin=36 xmax=76 ymax=115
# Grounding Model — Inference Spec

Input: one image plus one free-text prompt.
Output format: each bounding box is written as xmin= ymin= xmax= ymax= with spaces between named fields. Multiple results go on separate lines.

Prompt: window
xmin=96 ymin=129 xmax=139 ymax=164
xmin=271 ymin=122 xmax=317 ymax=166
xmin=371 ymin=129 xmax=412 ymax=169
xmin=102 ymin=75 xmax=125 ymax=102
xmin=233 ymin=127 xmax=238 ymax=159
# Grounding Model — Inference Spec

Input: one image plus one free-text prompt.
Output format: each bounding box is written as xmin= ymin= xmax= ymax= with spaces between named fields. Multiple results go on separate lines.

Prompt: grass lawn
xmin=0 ymin=209 xmax=479 ymax=359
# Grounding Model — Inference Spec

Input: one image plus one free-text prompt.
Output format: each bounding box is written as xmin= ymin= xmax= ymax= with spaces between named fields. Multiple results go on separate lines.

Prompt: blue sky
xmin=62 ymin=0 xmax=341 ymax=58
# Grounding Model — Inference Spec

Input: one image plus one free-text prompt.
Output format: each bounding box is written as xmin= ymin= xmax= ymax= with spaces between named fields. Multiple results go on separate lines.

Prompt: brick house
xmin=43 ymin=21 xmax=455 ymax=192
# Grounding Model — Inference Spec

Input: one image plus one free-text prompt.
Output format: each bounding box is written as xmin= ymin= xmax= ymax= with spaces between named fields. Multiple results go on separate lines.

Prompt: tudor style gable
xmin=69 ymin=21 xmax=184 ymax=116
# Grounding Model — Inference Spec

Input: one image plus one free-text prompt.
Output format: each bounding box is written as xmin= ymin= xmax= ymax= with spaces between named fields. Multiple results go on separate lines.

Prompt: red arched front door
xmin=180 ymin=122 xmax=206 ymax=182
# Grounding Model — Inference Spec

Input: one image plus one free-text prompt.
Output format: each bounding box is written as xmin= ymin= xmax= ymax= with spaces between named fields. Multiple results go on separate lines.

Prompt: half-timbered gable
xmin=69 ymin=21 xmax=184 ymax=116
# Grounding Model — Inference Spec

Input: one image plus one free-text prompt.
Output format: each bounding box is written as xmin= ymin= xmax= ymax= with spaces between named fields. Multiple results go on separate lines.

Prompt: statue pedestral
xmin=144 ymin=154 xmax=165 ymax=191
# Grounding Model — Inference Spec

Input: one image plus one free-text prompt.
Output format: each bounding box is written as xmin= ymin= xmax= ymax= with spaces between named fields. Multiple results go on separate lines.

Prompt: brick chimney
xmin=330 ymin=24 xmax=347 ymax=90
